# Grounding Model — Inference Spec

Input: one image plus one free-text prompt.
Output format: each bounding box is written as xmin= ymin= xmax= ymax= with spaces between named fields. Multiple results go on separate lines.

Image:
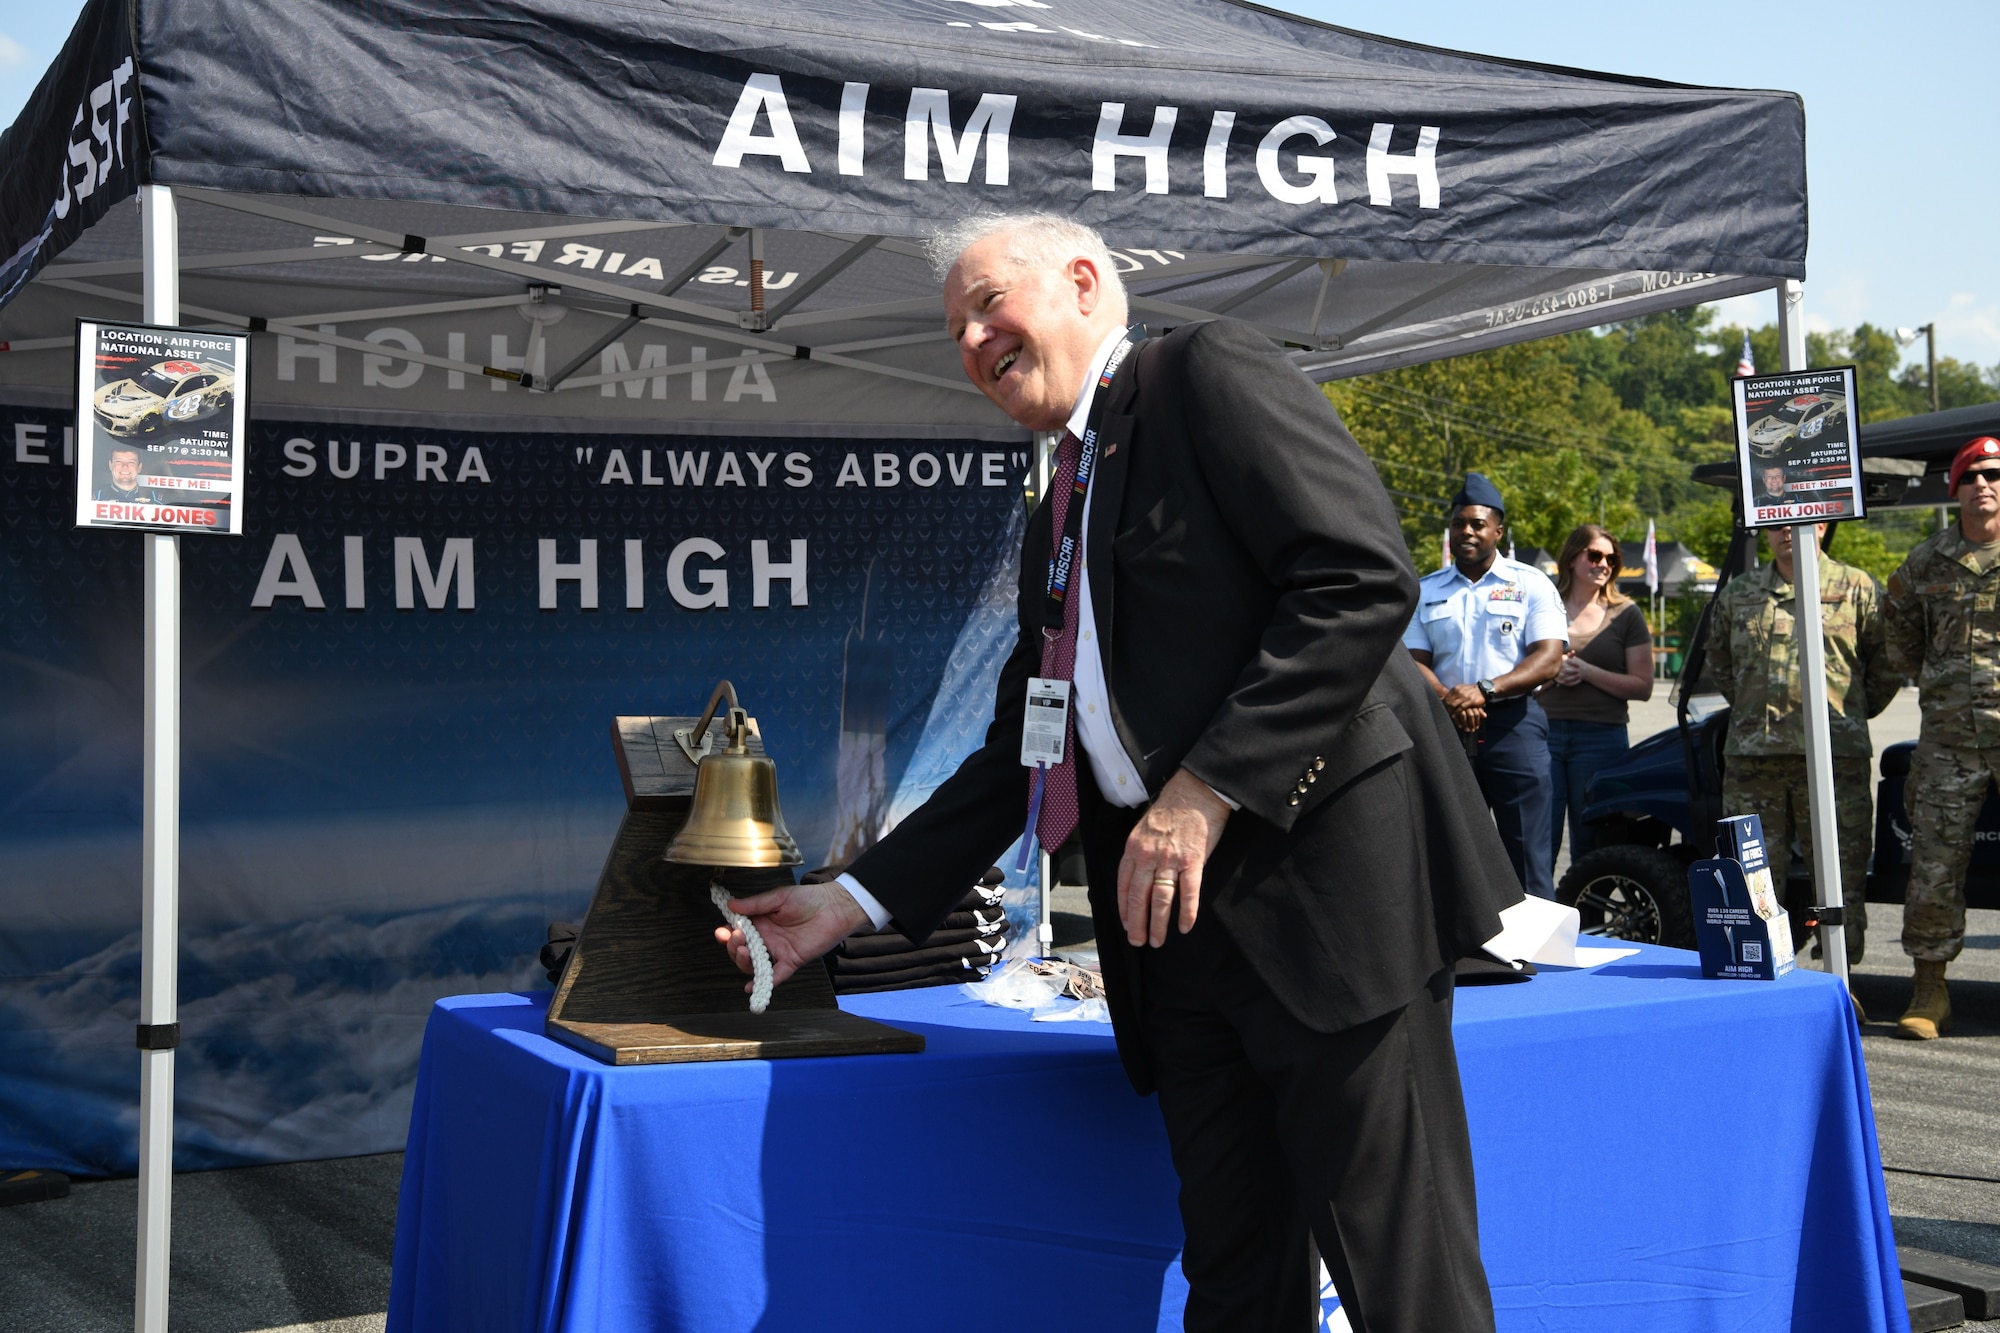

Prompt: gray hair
xmin=926 ymin=213 xmax=1129 ymax=322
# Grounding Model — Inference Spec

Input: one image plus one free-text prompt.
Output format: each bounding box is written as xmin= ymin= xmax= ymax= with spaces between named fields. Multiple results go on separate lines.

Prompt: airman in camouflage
xmin=1881 ymin=434 xmax=2000 ymax=1038
xmin=1706 ymin=522 xmax=1900 ymax=967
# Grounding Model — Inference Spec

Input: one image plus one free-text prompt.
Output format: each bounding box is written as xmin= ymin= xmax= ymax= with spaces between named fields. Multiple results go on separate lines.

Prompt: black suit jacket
xmin=849 ymin=319 xmax=1521 ymax=1088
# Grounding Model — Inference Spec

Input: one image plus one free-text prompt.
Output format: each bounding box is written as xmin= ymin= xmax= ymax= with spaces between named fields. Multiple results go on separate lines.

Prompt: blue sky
xmin=4 ymin=1 xmax=1995 ymax=372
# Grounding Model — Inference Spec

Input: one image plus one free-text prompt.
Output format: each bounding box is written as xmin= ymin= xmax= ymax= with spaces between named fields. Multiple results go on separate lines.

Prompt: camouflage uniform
xmin=1706 ymin=555 xmax=1900 ymax=962
xmin=1883 ymin=527 xmax=2000 ymax=962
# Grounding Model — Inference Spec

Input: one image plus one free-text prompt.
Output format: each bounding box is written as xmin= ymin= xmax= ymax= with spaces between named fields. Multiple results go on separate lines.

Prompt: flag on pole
xmin=1736 ymin=331 xmax=1755 ymax=378
xmin=1643 ymin=519 xmax=1660 ymax=595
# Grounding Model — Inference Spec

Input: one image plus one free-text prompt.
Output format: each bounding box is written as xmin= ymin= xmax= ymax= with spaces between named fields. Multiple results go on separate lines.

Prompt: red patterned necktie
xmin=1034 ymin=429 xmax=1084 ymax=853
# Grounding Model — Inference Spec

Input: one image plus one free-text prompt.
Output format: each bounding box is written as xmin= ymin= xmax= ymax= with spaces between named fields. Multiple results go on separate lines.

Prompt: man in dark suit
xmin=717 ymin=215 xmax=1519 ymax=1331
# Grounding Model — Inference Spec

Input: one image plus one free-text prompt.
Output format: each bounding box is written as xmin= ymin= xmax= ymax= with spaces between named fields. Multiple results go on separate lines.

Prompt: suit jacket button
xmin=1305 ymin=772 xmax=1316 ymax=784
xmin=1287 ymin=794 xmax=1301 ymax=806
xmin=1313 ymin=758 xmax=1325 ymax=771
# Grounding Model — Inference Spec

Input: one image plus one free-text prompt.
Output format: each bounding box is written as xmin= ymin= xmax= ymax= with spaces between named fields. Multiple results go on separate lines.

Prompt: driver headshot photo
xmin=94 ymin=445 xmax=159 ymax=504
xmin=1756 ymin=463 xmax=1789 ymax=504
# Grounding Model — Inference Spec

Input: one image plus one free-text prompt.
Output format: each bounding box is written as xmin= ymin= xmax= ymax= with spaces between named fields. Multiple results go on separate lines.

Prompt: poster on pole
xmin=73 ymin=319 xmax=249 ymax=534
xmin=1732 ymin=365 xmax=1863 ymax=529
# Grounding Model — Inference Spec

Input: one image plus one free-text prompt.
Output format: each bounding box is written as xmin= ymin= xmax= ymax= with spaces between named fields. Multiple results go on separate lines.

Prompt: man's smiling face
xmin=943 ymin=231 xmax=1115 ymax=432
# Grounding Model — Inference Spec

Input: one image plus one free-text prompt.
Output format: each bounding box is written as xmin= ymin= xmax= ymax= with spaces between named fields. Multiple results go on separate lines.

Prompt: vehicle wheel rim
xmin=1575 ymin=873 xmax=1662 ymax=942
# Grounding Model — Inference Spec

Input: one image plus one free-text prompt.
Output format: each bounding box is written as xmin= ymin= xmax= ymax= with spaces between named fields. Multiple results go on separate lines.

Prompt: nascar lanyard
xmin=1015 ymin=334 xmax=1135 ymax=872
xmin=1042 ymin=334 xmax=1134 ymax=638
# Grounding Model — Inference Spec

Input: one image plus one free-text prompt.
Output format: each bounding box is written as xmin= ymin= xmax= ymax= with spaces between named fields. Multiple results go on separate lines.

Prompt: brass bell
xmin=662 ymin=680 xmax=803 ymax=868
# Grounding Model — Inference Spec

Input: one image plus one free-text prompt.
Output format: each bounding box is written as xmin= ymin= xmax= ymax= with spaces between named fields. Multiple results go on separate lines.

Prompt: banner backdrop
xmin=0 ymin=403 xmax=1026 ymax=1175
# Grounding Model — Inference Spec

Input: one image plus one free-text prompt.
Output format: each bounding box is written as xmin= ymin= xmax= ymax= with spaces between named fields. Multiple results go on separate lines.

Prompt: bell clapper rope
xmin=712 ymin=878 xmax=774 ymax=1014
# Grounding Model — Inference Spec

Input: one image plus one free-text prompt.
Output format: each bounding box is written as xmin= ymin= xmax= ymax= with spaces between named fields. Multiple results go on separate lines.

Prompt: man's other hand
xmin=1441 ymin=683 xmax=1487 ymax=732
xmin=712 ymin=881 xmax=870 ymax=990
xmin=1117 ymin=769 xmax=1232 ymax=948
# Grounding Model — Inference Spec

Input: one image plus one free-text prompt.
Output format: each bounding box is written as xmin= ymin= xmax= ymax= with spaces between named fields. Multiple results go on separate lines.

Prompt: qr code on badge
xmin=1742 ymin=941 xmax=1764 ymax=962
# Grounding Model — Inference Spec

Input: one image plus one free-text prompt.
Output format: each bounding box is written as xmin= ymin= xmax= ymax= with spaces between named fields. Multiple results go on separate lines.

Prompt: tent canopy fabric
xmin=0 ymin=0 xmax=1807 ymax=432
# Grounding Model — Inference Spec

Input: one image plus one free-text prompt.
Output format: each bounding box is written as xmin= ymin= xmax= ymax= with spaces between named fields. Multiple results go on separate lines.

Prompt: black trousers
xmin=1083 ymin=801 xmax=1496 ymax=1333
xmin=1469 ymin=696 xmax=1555 ymax=900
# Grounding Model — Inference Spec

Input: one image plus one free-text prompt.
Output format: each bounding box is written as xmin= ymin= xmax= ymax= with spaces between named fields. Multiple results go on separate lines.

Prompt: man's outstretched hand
xmin=713 ymin=880 xmax=871 ymax=991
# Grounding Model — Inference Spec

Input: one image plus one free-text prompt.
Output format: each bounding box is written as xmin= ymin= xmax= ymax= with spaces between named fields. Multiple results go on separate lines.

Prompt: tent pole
xmin=135 ymin=183 xmax=182 ymax=1333
xmin=1779 ymin=279 xmax=1851 ymax=992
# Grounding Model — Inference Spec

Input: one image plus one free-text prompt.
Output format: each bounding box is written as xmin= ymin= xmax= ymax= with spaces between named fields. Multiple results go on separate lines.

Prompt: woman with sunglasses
xmin=1541 ymin=525 xmax=1654 ymax=865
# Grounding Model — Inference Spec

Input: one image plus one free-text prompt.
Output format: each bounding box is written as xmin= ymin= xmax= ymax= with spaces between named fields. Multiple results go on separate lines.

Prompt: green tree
xmin=1670 ymin=495 xmax=1737 ymax=570
xmin=1326 ymin=306 xmax=1994 ymax=585
xmin=1326 ymin=338 xmax=1589 ymax=562
xmin=1484 ymin=449 xmax=1639 ymax=558
xmin=1898 ymin=355 xmax=2000 ymax=412
xmin=1823 ymin=521 xmax=1903 ymax=586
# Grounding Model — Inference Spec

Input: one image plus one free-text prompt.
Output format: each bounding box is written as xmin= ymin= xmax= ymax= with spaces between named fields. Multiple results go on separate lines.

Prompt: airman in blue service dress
xmin=1403 ymin=474 xmax=1568 ymax=898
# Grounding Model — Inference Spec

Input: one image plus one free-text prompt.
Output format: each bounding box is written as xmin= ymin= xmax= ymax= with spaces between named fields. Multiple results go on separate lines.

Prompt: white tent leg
xmin=1778 ymin=279 xmax=1851 ymax=990
xmin=136 ymin=182 xmax=181 ymax=1333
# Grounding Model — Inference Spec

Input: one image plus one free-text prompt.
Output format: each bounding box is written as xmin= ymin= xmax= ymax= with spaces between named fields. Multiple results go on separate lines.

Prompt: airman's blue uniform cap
xmin=1451 ymin=472 xmax=1506 ymax=518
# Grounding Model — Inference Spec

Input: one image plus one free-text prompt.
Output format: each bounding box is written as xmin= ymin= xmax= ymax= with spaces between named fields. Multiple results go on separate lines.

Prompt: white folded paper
xmin=1480 ymin=895 xmax=1639 ymax=969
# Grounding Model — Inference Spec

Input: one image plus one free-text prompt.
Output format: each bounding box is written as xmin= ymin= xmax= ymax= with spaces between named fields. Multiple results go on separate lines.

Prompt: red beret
xmin=1950 ymin=437 xmax=2000 ymax=491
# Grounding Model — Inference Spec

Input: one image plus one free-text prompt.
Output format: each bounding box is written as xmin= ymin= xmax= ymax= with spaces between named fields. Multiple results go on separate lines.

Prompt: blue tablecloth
xmin=388 ymin=945 xmax=1907 ymax=1332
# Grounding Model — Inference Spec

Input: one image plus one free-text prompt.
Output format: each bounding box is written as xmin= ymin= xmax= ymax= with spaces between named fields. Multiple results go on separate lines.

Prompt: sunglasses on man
xmin=1959 ymin=468 xmax=2000 ymax=489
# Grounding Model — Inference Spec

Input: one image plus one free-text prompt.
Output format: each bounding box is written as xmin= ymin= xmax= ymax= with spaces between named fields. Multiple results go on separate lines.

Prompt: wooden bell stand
xmin=543 ymin=714 xmax=924 ymax=1065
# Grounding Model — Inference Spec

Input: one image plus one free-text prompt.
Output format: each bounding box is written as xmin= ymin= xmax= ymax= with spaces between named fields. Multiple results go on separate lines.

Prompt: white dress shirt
xmin=1401 ymin=553 xmax=1567 ymax=689
xmin=1066 ymin=328 xmax=1151 ymax=809
xmin=839 ymin=327 xmax=1227 ymax=932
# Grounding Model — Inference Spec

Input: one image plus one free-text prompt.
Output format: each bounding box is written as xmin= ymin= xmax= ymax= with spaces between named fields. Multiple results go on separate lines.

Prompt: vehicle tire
xmin=1557 ymin=844 xmax=1696 ymax=949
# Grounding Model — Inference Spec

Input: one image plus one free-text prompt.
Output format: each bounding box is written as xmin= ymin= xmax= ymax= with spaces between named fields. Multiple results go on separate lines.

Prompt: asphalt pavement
xmin=1854 ymin=902 xmax=2000 ymax=1332
xmin=0 ymin=1153 xmax=396 ymax=1332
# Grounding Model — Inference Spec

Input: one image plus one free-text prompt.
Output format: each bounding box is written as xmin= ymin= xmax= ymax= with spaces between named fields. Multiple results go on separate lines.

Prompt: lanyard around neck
xmin=1042 ymin=335 xmax=1135 ymax=637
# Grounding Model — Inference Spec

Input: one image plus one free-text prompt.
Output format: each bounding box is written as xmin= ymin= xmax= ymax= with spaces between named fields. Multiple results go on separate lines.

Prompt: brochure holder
xmin=1689 ymin=814 xmax=1795 ymax=980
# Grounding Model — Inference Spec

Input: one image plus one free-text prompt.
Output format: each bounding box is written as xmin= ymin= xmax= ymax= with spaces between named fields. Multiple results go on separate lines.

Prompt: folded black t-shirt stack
xmin=825 ymin=869 xmax=1010 ymax=994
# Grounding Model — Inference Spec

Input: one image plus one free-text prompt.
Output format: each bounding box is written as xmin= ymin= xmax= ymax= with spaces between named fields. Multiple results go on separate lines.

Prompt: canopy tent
xmin=0 ymin=0 xmax=1810 ymax=1199
xmin=0 ymin=0 xmax=1806 ymax=425
xmin=1616 ymin=539 xmax=1714 ymax=596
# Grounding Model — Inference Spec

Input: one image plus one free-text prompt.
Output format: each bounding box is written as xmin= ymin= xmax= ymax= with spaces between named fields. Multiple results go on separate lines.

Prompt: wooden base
xmin=544 ymin=715 xmax=925 ymax=1065
xmin=547 ymin=1009 xmax=926 ymax=1066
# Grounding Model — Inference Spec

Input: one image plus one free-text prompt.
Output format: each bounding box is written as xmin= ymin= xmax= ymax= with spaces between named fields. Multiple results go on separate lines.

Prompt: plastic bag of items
xmin=967 ymin=957 xmax=1110 ymax=1023
xmin=823 ymin=867 xmax=1011 ymax=994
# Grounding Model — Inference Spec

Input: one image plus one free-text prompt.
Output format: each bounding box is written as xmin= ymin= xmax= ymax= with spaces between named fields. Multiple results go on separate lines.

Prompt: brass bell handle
xmin=688 ymin=680 xmax=752 ymax=764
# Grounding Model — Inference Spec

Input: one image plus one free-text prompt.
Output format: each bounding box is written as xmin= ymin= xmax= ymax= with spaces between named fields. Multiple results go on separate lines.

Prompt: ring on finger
xmin=1151 ymin=872 xmax=1178 ymax=887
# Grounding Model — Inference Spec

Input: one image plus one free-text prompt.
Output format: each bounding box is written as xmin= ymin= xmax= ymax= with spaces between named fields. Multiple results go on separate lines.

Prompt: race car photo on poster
xmin=93 ymin=357 xmax=237 ymax=437
xmin=1732 ymin=365 xmax=1863 ymax=529
xmin=73 ymin=319 xmax=249 ymax=536
xmin=1745 ymin=389 xmax=1848 ymax=458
